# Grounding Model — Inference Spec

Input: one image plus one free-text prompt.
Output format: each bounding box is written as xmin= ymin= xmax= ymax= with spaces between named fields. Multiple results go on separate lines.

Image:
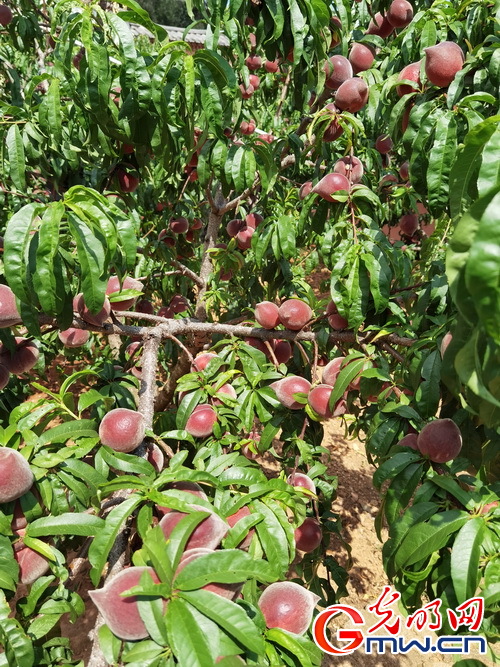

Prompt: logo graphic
xmin=312 ymin=586 xmax=486 ymax=656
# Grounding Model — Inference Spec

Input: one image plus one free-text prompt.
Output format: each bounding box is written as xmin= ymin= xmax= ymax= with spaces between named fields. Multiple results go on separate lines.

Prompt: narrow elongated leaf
xmin=394 ymin=510 xmax=469 ymax=569
xmin=6 ymin=124 xmax=26 ymax=190
xmin=180 ymin=590 xmax=264 ymax=654
xmin=451 ymin=517 xmax=485 ymax=603
xmin=165 ymin=598 xmax=214 ymax=667
xmin=426 ymin=112 xmax=457 ymax=215
xmin=174 ymin=549 xmax=276 ymax=589
xmin=27 ymin=513 xmax=105 ymax=538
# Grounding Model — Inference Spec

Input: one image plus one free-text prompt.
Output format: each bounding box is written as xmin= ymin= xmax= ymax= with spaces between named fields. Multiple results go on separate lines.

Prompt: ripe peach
xmin=333 ymin=156 xmax=364 ymax=184
xmin=294 ymin=518 xmax=322 ymax=552
xmin=324 ymin=55 xmax=353 ymax=90
xmin=323 ymin=117 xmax=344 ymax=142
xmin=308 ymin=384 xmax=335 ymax=419
xmin=159 ymin=505 xmax=229 ymax=550
xmin=328 ymin=313 xmax=348 ymax=330
xmin=387 ymin=0 xmax=414 ymax=28
xmin=0 ymin=364 xmax=10 ymax=390
xmin=147 ymin=443 xmax=164 ymax=472
xmin=170 ymin=217 xmax=189 ymax=234
xmin=236 ymin=226 xmax=254 ymax=250
xmin=191 ymin=218 xmax=203 ymax=230
xmin=245 ymin=55 xmax=262 ymax=70
xmin=399 ymin=161 xmax=410 ymax=180
xmin=240 ymin=83 xmax=255 ymax=99
xmin=245 ymin=212 xmax=263 ymax=229
xmin=169 ymin=295 xmax=189 ymax=314
xmin=480 ymin=501 xmax=499 ymax=515
xmin=74 ymin=293 xmax=111 ymax=327
xmin=397 ymin=433 xmax=419 ymax=450
xmin=249 ymin=74 xmax=260 ymax=90
xmin=375 ymin=134 xmax=393 ymax=154
xmin=226 ymin=218 xmax=246 ymax=237
xmin=349 ymin=43 xmax=375 ymax=74
xmin=273 ymin=340 xmax=293 ymax=365
xmin=334 ymin=78 xmax=369 ymax=113
xmin=278 ymin=299 xmax=312 ymax=330
xmin=0 ymin=5 xmax=13 ymax=25
xmin=440 ymin=332 xmax=453 ymax=358
xmin=158 ymin=306 xmax=173 ymax=318
xmin=265 ymin=60 xmax=279 ymax=73
xmin=89 ymin=567 xmax=161 ymax=641
xmin=0 ymin=337 xmax=39 ymax=374
xmin=116 ymin=168 xmax=139 ymax=193
xmin=417 ymin=418 xmax=462 ymax=463
xmin=424 ymin=42 xmax=464 ymax=88
xmin=312 ymin=173 xmax=350 ymax=202
xmin=106 ymin=276 xmax=143 ymax=311
xmin=58 ymin=328 xmax=90 ymax=348
xmin=271 ymin=376 xmax=312 ymax=410
xmin=185 ymin=404 xmax=218 ymax=438
xmin=0 ymin=284 xmax=21 ymax=327
xmin=396 ymin=61 xmax=421 ymax=96
xmin=258 ymin=582 xmax=320 ymax=635
xmin=212 ymin=383 xmax=237 ymax=406
xmin=0 ymin=448 xmax=34 ymax=502
xmin=322 ymin=356 xmax=345 ymax=386
xmin=99 ymin=408 xmax=145 ymax=453
xmin=14 ymin=544 xmax=50 ymax=584
xmin=244 ymin=336 xmax=269 ymax=356
xmin=399 ymin=213 xmax=418 ymax=236
xmin=192 ymin=353 xmax=218 ymax=371
xmin=255 ymin=301 xmax=280 ymax=329
xmin=135 ymin=299 xmax=155 ymax=315
xmin=287 ymin=472 xmax=316 ymax=494
xmin=299 ymin=181 xmax=313 ymax=199
xmin=366 ymin=12 xmax=394 ymax=38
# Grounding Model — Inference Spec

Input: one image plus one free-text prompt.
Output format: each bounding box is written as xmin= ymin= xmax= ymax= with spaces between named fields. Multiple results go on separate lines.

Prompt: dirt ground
xmin=321 ymin=418 xmax=452 ymax=667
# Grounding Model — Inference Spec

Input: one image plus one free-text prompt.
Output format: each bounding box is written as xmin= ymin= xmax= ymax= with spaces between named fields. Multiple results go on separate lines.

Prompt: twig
xmin=379 ymin=341 xmax=405 ymax=364
xmin=165 ymin=333 xmax=194 ymax=363
xmin=171 ymin=260 xmax=204 ymax=288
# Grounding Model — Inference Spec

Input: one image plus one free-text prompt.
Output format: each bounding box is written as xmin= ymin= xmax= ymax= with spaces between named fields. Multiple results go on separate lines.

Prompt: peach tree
xmin=0 ymin=0 xmax=499 ymax=665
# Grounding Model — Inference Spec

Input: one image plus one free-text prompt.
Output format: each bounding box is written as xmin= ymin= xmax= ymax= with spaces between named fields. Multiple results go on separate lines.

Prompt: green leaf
xmin=464 ymin=187 xmax=500 ymax=342
xmin=180 ymin=590 xmax=264 ymax=654
xmin=266 ymin=628 xmax=321 ymax=667
xmin=477 ymin=121 xmax=500 ymax=195
xmin=0 ymin=590 xmax=35 ymax=667
xmin=174 ymin=549 xmax=276 ymax=589
xmin=6 ymin=124 xmax=26 ymax=191
xmin=27 ymin=513 xmax=105 ymax=538
xmin=415 ymin=350 xmax=442 ymax=418
xmin=88 ymin=496 xmax=143 ymax=586
xmin=37 ymin=420 xmax=98 ymax=446
xmin=373 ymin=451 xmax=422 ymax=490
xmin=426 ymin=112 xmax=457 ymax=215
xmin=165 ymin=598 xmax=214 ymax=667
xmin=449 ymin=116 xmax=500 ymax=218
xmin=451 ymin=517 xmax=485 ymax=603
xmin=394 ymin=509 xmax=469 ymax=570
